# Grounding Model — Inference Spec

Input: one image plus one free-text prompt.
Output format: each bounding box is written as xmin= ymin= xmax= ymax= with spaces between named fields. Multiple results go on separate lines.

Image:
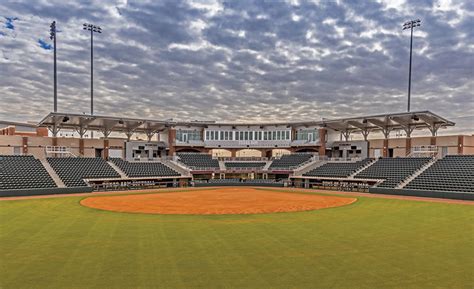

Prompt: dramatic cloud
xmin=0 ymin=0 xmax=472 ymax=134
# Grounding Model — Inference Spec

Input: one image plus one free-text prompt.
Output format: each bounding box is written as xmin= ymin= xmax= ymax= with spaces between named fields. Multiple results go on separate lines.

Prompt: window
xmin=206 ymin=131 xmax=209 ymax=140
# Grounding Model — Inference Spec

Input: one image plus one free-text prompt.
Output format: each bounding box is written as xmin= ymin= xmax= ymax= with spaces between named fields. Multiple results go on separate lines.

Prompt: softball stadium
xmin=0 ymin=110 xmax=473 ymax=289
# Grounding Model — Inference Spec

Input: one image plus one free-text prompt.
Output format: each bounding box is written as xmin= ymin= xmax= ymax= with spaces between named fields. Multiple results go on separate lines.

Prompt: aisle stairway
xmin=41 ymin=159 xmax=66 ymax=188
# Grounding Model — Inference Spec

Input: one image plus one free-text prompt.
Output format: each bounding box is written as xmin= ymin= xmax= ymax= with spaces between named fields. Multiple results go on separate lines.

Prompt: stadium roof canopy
xmin=38 ymin=111 xmax=455 ymax=140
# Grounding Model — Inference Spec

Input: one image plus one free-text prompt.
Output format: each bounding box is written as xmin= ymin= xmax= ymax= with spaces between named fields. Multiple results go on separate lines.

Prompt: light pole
xmin=403 ymin=19 xmax=421 ymax=112
xmin=50 ymin=21 xmax=57 ymax=112
xmin=82 ymin=23 xmax=102 ymax=117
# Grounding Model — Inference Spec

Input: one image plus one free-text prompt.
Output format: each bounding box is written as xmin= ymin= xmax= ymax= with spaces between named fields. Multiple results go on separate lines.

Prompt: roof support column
xmin=168 ymin=129 xmax=176 ymax=156
xmin=22 ymin=136 xmax=28 ymax=155
xmin=146 ymin=130 xmax=156 ymax=142
xmin=341 ymin=130 xmax=351 ymax=142
xmin=383 ymin=138 xmax=389 ymax=158
xmin=405 ymin=137 xmax=411 ymax=156
xmin=458 ymin=136 xmax=464 ymax=155
xmin=318 ymin=128 xmax=327 ymax=157
xmin=79 ymin=138 xmax=84 ymax=156
xmin=103 ymin=139 xmax=109 ymax=160
xmin=125 ymin=131 xmax=134 ymax=141
xmin=361 ymin=129 xmax=370 ymax=141
xmin=382 ymin=127 xmax=391 ymax=158
xmin=76 ymin=126 xmax=88 ymax=138
xmin=102 ymin=129 xmax=112 ymax=139
xmin=403 ymin=124 xmax=415 ymax=138
xmin=428 ymin=122 xmax=442 ymax=137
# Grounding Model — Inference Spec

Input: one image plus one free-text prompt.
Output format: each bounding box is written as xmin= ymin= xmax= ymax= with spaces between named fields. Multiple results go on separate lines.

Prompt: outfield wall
xmin=369 ymin=187 xmax=474 ymax=201
xmin=0 ymin=187 xmax=94 ymax=198
xmin=195 ymin=183 xmax=285 ymax=187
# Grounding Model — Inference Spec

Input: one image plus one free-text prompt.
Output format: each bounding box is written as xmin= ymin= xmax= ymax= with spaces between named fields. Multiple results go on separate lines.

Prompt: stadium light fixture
xmin=402 ymin=19 xmax=421 ymax=112
xmin=50 ymin=21 xmax=57 ymax=113
xmin=83 ymin=23 xmax=102 ymax=138
xmin=82 ymin=23 xmax=102 ymax=117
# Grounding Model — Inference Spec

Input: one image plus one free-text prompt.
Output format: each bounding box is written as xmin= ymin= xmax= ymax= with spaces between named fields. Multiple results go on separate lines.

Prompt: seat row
xmin=304 ymin=158 xmax=372 ymax=178
xmin=269 ymin=154 xmax=312 ymax=169
xmin=110 ymin=158 xmax=180 ymax=177
xmin=0 ymin=155 xmax=56 ymax=190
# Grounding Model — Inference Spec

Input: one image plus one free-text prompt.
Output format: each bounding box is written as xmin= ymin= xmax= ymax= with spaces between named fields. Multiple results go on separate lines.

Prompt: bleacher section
xmin=355 ymin=157 xmax=431 ymax=188
xmin=110 ymin=158 xmax=180 ymax=177
xmin=225 ymin=162 xmax=266 ymax=169
xmin=47 ymin=157 xmax=120 ymax=187
xmin=177 ymin=153 xmax=219 ymax=169
xmin=303 ymin=159 xmax=372 ymax=178
xmin=269 ymin=154 xmax=313 ymax=169
xmin=0 ymin=155 xmax=57 ymax=190
xmin=405 ymin=155 xmax=474 ymax=192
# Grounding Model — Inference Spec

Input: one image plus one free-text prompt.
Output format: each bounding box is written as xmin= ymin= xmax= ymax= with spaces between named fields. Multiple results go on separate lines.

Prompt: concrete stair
xmin=41 ymin=159 xmax=66 ymax=188
xmin=293 ymin=159 xmax=326 ymax=176
xmin=262 ymin=160 xmax=273 ymax=170
xmin=397 ymin=158 xmax=437 ymax=189
xmin=348 ymin=158 xmax=378 ymax=179
xmin=163 ymin=160 xmax=192 ymax=177
xmin=218 ymin=160 xmax=226 ymax=171
xmin=107 ymin=161 xmax=128 ymax=178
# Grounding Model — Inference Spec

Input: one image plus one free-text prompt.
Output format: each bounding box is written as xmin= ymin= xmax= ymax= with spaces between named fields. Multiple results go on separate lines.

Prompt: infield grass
xmin=1 ymin=188 xmax=473 ymax=289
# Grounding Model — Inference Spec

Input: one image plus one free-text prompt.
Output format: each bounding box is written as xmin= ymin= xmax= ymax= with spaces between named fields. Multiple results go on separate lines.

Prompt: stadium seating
xmin=225 ymin=162 xmax=266 ymax=169
xmin=47 ymin=157 xmax=120 ymax=187
xmin=0 ymin=155 xmax=57 ymax=190
xmin=303 ymin=158 xmax=373 ymax=178
xmin=177 ymin=153 xmax=219 ymax=169
xmin=405 ymin=155 xmax=474 ymax=192
xmin=269 ymin=154 xmax=313 ymax=169
xmin=355 ymin=157 xmax=431 ymax=188
xmin=110 ymin=158 xmax=180 ymax=177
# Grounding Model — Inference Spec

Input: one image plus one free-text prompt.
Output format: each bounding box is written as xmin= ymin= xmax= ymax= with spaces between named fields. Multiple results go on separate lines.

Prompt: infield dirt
xmin=80 ymin=187 xmax=357 ymax=215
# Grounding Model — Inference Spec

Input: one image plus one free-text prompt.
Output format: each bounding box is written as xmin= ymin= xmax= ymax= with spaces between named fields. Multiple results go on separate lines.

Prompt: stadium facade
xmin=1 ymin=111 xmax=472 ymax=159
xmin=0 ymin=111 xmax=473 ymax=200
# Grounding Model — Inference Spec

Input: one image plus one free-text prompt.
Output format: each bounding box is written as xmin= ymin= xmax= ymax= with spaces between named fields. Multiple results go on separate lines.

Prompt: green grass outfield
xmin=1 ymin=188 xmax=473 ymax=289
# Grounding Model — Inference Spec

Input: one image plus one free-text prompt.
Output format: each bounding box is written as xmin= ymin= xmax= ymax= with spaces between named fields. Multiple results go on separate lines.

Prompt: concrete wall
xmin=2 ymin=134 xmax=473 ymax=159
xmin=462 ymin=135 xmax=474 ymax=154
xmin=0 ymin=135 xmax=22 ymax=155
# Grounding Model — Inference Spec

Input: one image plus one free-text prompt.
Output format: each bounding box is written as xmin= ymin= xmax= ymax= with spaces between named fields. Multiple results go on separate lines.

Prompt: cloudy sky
xmin=0 ymin=0 xmax=473 ymax=134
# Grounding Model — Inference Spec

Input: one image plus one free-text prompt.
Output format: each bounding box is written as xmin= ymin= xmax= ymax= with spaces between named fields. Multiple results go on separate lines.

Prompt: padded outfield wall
xmin=369 ymin=187 xmax=474 ymax=201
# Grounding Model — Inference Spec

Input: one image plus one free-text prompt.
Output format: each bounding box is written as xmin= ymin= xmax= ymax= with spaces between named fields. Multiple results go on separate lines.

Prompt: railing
xmin=45 ymin=146 xmax=76 ymax=157
xmin=175 ymin=140 xmax=205 ymax=146
xmin=407 ymin=145 xmax=438 ymax=157
xmin=219 ymin=157 xmax=269 ymax=161
xmin=204 ymin=140 xmax=292 ymax=148
xmin=290 ymin=140 xmax=321 ymax=146
xmin=224 ymin=166 xmax=266 ymax=171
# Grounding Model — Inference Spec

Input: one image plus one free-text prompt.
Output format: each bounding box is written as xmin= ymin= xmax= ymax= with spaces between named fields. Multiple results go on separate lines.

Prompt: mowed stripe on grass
xmin=0 ymin=189 xmax=473 ymax=289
